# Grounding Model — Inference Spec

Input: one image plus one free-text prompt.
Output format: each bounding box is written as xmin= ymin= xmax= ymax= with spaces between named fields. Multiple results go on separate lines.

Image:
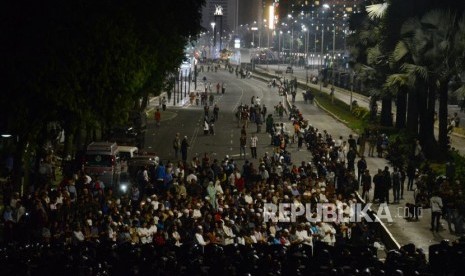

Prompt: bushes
xmin=351 ymin=106 xmax=370 ymax=121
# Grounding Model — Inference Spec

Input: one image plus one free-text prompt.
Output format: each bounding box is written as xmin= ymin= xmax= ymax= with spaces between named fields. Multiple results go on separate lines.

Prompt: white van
xmin=118 ymin=146 xmax=138 ymax=160
xmin=118 ymin=146 xmax=138 ymax=173
xmin=84 ymin=142 xmax=121 ymax=187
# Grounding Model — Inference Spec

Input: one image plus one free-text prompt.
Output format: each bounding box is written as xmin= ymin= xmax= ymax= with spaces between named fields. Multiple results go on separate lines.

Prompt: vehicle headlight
xmin=120 ymin=184 xmax=128 ymax=193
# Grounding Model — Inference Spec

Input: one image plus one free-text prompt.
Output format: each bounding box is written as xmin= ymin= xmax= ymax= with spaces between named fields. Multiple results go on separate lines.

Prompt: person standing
xmin=373 ymin=169 xmax=384 ymax=203
xmin=347 ymin=148 xmax=356 ymax=172
xmin=357 ymin=156 xmax=367 ymax=185
xmin=240 ymin=135 xmax=247 ymax=159
xmin=161 ymin=96 xmax=167 ymax=111
xmin=358 ymin=133 xmax=367 ymax=157
xmin=453 ymin=112 xmax=460 ymax=127
xmin=250 ymin=134 xmax=258 ymax=159
xmin=154 ymin=108 xmax=161 ymax=127
xmin=407 ymin=161 xmax=416 ymax=191
xmin=392 ymin=167 xmax=401 ymax=204
xmin=399 ymin=167 xmax=406 ymax=199
xmin=213 ymin=104 xmax=219 ymax=121
xmin=255 ymin=112 xmax=262 ymax=133
xmin=368 ymin=132 xmax=376 ymax=157
xmin=430 ymin=192 xmax=443 ymax=232
xmin=181 ymin=136 xmax=189 ymax=163
xmin=361 ymin=170 xmax=372 ymax=202
xmin=383 ymin=166 xmax=392 ymax=204
xmin=173 ymin=133 xmax=181 ymax=159
xmin=348 ymin=134 xmax=357 ymax=152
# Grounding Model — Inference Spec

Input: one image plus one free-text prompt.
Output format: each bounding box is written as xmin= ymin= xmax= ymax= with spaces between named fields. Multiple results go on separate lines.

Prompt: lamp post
xmin=251 ymin=27 xmax=258 ymax=47
xmin=211 ymin=22 xmax=216 ymax=59
xmin=332 ymin=23 xmax=336 ymax=90
xmin=320 ymin=24 xmax=324 ymax=71
xmin=278 ymin=30 xmax=282 ymax=68
xmin=320 ymin=4 xmax=330 ymax=72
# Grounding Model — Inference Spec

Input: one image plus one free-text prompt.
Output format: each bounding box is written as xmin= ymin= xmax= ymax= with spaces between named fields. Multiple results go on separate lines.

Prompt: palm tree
xmin=411 ymin=10 xmax=465 ymax=151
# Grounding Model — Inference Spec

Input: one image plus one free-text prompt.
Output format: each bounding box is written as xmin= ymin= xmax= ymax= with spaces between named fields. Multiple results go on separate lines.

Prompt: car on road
xmin=285 ymin=66 xmax=293 ymax=74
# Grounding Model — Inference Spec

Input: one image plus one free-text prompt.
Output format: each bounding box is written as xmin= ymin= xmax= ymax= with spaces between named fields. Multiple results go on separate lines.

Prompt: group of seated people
xmin=2 ymin=105 xmax=464 ymax=274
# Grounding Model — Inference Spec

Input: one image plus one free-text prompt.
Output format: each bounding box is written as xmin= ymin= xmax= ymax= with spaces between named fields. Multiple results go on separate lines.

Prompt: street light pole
xmin=320 ymin=25 xmax=324 ymax=71
xmin=278 ymin=31 xmax=282 ymax=70
xmin=211 ymin=22 xmax=216 ymax=59
xmin=332 ymin=23 xmax=336 ymax=89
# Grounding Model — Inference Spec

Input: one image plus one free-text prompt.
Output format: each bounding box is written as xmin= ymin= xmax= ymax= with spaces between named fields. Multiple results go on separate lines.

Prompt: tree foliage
xmin=0 ymin=0 xmax=205 ymax=187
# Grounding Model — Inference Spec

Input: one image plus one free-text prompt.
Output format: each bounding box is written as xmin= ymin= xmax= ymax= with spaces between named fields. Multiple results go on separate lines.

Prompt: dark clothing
xmin=357 ymin=159 xmax=367 ymax=184
xmin=392 ymin=171 xmax=401 ymax=202
xmin=431 ymin=211 xmax=442 ymax=232
xmin=347 ymin=150 xmax=356 ymax=172
xmin=181 ymin=139 xmax=189 ymax=163
xmin=383 ymin=171 xmax=392 ymax=203
xmin=373 ymin=173 xmax=384 ymax=203
xmin=361 ymin=174 xmax=372 ymax=201
xmin=407 ymin=163 xmax=416 ymax=191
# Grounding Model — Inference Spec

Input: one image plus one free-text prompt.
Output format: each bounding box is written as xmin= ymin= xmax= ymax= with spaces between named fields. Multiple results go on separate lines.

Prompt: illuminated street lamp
xmin=251 ymin=27 xmax=258 ymax=47
xmin=211 ymin=22 xmax=216 ymax=58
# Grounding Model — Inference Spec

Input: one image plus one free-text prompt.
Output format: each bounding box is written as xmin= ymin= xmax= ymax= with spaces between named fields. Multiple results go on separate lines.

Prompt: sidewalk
xmin=265 ymin=73 xmax=457 ymax=258
xmin=255 ymin=65 xmax=465 ymax=156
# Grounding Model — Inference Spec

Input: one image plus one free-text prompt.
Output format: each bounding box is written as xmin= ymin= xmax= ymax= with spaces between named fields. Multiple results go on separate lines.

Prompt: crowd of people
xmin=1 ymin=66 xmax=464 ymax=275
xmin=0 ymin=126 xmax=455 ymax=274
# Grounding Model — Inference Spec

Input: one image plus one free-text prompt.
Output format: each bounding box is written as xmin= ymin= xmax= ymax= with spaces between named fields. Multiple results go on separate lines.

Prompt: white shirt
xmin=147 ymin=225 xmax=157 ymax=242
xmin=223 ymin=225 xmax=235 ymax=245
xmin=250 ymin=136 xmax=258 ymax=147
xmin=172 ymin=231 xmax=182 ymax=247
xmin=193 ymin=208 xmax=202 ymax=219
xmin=296 ymin=230 xmax=313 ymax=246
xmin=73 ymin=230 xmax=85 ymax=242
xmin=249 ymin=235 xmax=257 ymax=244
xmin=215 ymin=180 xmax=224 ymax=195
xmin=318 ymin=223 xmax=336 ymax=245
xmin=228 ymin=173 xmax=236 ymax=186
xmin=195 ymin=233 xmax=208 ymax=246
xmin=138 ymin=227 xmax=150 ymax=244
xmin=244 ymin=194 xmax=253 ymax=205
xmin=430 ymin=196 xmax=443 ymax=213
xmin=261 ymin=169 xmax=269 ymax=180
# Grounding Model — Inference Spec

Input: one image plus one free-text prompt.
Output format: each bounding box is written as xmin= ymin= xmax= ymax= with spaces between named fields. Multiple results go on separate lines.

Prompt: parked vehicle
xmin=285 ymin=66 xmax=293 ymax=74
xmin=118 ymin=146 xmax=138 ymax=174
xmin=84 ymin=142 xmax=121 ymax=187
xmin=127 ymin=155 xmax=159 ymax=181
xmin=118 ymin=146 xmax=138 ymax=160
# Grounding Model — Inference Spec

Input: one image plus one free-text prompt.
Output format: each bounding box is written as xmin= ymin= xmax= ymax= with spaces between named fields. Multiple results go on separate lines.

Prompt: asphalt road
xmin=142 ymin=66 xmax=457 ymax=258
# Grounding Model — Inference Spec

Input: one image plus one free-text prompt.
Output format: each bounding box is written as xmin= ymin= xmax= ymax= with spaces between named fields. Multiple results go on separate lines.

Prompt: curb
xmin=313 ymin=99 xmax=349 ymax=125
xmin=254 ymin=68 xmax=465 ymax=140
